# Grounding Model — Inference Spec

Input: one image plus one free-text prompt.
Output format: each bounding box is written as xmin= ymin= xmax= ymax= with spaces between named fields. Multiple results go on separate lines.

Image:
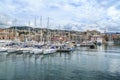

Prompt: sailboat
xmin=43 ymin=17 xmax=57 ymax=54
xmin=0 ymin=42 xmax=7 ymax=52
xmin=31 ymin=47 xmax=43 ymax=54
xmin=0 ymin=34 xmax=10 ymax=52
xmin=21 ymin=21 xmax=34 ymax=54
xmin=7 ymin=42 xmax=19 ymax=53
xmin=43 ymin=48 xmax=57 ymax=54
xmin=7 ymin=47 xmax=18 ymax=53
xmin=7 ymin=19 xmax=19 ymax=53
xmin=0 ymin=21 xmax=13 ymax=53
xmin=31 ymin=17 xmax=43 ymax=54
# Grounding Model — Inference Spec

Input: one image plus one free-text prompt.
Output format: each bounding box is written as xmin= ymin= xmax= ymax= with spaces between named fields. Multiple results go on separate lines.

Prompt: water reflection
xmin=0 ymin=45 xmax=120 ymax=80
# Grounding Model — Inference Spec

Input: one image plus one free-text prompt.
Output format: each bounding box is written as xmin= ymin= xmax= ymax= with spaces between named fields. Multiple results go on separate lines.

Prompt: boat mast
xmin=8 ymin=20 xmax=11 ymax=41
xmin=47 ymin=17 xmax=50 ymax=43
xmin=13 ymin=19 xmax=17 ymax=41
xmin=40 ymin=16 xmax=43 ymax=42
xmin=11 ymin=20 xmax=14 ymax=41
xmin=34 ymin=17 xmax=37 ymax=42
xmin=5 ymin=19 xmax=8 ymax=40
xmin=58 ymin=26 xmax=61 ymax=44
xmin=28 ymin=21 xmax=31 ymax=42
xmin=40 ymin=16 xmax=42 ymax=28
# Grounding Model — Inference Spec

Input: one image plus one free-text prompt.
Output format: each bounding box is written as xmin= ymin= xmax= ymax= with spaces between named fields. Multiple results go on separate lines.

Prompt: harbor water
xmin=0 ymin=45 xmax=120 ymax=80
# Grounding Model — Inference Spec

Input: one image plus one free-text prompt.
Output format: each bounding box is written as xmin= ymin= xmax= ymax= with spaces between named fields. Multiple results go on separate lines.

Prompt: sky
xmin=0 ymin=0 xmax=120 ymax=32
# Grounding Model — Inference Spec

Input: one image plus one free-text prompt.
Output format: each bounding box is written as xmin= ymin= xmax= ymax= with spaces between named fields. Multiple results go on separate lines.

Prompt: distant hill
xmin=4 ymin=25 xmax=83 ymax=32
xmin=7 ymin=26 xmax=48 ymax=31
xmin=8 ymin=26 xmax=33 ymax=30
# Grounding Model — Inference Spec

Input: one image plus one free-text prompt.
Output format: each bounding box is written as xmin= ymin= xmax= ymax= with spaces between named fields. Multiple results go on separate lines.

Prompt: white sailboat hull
xmin=23 ymin=50 xmax=30 ymax=53
xmin=43 ymin=49 xmax=57 ymax=55
xmin=0 ymin=47 xmax=7 ymax=52
xmin=22 ymin=48 xmax=31 ymax=54
xmin=32 ymin=49 xmax=43 ymax=54
xmin=7 ymin=48 xmax=17 ymax=53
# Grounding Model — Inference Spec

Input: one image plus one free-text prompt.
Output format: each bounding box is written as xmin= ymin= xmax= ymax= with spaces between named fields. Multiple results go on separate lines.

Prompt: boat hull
xmin=23 ymin=50 xmax=30 ymax=54
xmin=32 ymin=49 xmax=43 ymax=54
xmin=7 ymin=49 xmax=17 ymax=53
xmin=0 ymin=48 xmax=7 ymax=52
xmin=43 ymin=49 xmax=57 ymax=55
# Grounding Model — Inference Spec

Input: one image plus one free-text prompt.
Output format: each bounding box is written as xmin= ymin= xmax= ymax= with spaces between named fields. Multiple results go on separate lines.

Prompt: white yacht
xmin=32 ymin=48 xmax=43 ymax=54
xmin=43 ymin=48 xmax=57 ymax=55
xmin=0 ymin=47 xmax=7 ymax=52
xmin=22 ymin=47 xmax=32 ymax=54
xmin=0 ymin=40 xmax=12 ymax=52
xmin=7 ymin=47 xmax=18 ymax=53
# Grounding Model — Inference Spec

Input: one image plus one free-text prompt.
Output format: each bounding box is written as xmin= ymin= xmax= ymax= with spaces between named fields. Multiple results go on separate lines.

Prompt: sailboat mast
xmin=28 ymin=21 xmax=31 ymax=41
xmin=13 ymin=19 xmax=17 ymax=41
xmin=34 ymin=17 xmax=37 ymax=41
xmin=34 ymin=17 xmax=37 ymax=27
xmin=5 ymin=19 xmax=8 ymax=40
xmin=40 ymin=16 xmax=43 ymax=42
xmin=40 ymin=16 xmax=42 ymax=27
xmin=47 ymin=17 xmax=50 ymax=43
xmin=8 ymin=20 xmax=11 ymax=40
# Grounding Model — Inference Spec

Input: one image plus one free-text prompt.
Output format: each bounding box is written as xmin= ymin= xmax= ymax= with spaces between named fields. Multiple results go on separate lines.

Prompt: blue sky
xmin=0 ymin=0 xmax=120 ymax=32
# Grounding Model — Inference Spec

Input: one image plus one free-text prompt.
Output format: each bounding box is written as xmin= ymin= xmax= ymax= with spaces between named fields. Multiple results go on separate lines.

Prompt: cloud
xmin=0 ymin=0 xmax=120 ymax=32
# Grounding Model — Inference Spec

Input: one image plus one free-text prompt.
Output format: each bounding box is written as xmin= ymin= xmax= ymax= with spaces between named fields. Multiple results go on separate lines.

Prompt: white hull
xmin=32 ymin=49 xmax=43 ymax=54
xmin=30 ymin=50 xmax=34 ymax=54
xmin=7 ymin=48 xmax=17 ymax=53
xmin=23 ymin=50 xmax=30 ymax=53
xmin=0 ymin=47 xmax=7 ymax=52
xmin=76 ymin=44 xmax=81 ymax=47
xmin=43 ymin=49 xmax=57 ymax=55
xmin=22 ymin=48 xmax=31 ymax=54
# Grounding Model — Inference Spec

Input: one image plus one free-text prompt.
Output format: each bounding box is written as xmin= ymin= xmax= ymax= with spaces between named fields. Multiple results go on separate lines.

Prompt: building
xmin=91 ymin=35 xmax=103 ymax=43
